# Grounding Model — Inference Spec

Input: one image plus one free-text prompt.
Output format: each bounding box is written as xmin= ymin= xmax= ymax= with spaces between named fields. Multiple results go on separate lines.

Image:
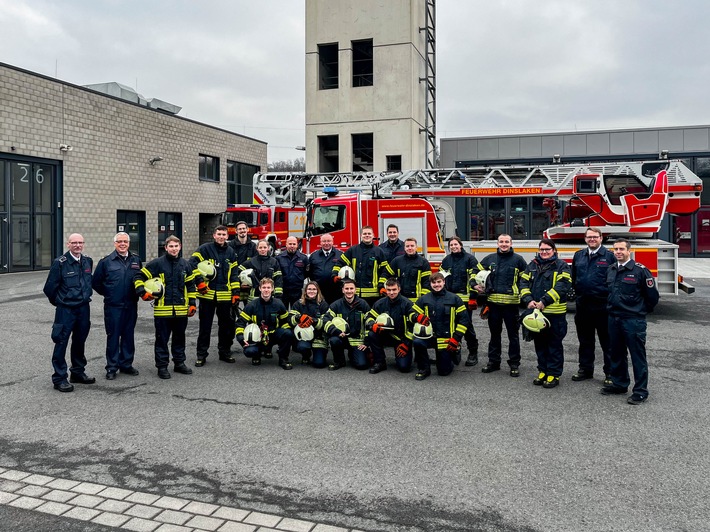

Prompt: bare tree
xmin=268 ymin=157 xmax=305 ymax=172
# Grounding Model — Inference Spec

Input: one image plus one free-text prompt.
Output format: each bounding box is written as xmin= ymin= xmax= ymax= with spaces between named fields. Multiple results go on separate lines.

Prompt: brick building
xmin=0 ymin=62 xmax=267 ymax=273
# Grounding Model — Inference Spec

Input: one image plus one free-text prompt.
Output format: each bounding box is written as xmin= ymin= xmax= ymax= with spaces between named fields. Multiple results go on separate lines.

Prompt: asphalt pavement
xmin=1 ymin=270 xmax=709 ymax=532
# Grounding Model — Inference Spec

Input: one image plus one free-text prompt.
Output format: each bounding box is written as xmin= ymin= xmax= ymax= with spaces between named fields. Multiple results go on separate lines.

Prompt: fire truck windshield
xmin=223 ymin=211 xmax=257 ymax=227
xmin=309 ymin=204 xmax=346 ymax=235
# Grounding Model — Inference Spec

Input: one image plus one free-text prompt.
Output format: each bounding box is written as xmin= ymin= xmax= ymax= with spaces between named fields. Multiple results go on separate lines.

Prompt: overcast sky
xmin=2 ymin=1 xmax=709 ymax=163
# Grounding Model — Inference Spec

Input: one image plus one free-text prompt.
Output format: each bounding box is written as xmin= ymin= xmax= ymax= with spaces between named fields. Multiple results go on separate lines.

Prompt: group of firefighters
xmin=44 ymin=221 xmax=658 ymax=405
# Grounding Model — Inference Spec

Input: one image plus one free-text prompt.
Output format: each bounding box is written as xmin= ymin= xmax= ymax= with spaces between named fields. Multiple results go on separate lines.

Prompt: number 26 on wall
xmin=16 ymin=164 xmax=45 ymax=184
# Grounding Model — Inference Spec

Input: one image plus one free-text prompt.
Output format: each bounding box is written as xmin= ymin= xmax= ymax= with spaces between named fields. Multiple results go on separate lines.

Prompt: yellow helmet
xmin=197 ymin=260 xmax=216 ymax=281
xmin=330 ymin=316 xmax=350 ymax=335
xmin=412 ymin=321 xmax=433 ymax=339
xmin=144 ymin=278 xmax=164 ymax=299
xmin=375 ymin=313 xmax=395 ymax=329
xmin=522 ymin=309 xmax=550 ymax=333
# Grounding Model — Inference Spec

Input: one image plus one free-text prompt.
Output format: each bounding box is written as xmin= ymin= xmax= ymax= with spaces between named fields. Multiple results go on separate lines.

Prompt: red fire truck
xmin=224 ymin=159 xmax=702 ymax=294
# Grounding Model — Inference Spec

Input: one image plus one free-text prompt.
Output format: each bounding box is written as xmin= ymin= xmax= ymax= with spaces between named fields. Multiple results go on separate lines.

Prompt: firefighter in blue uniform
xmin=332 ymin=226 xmax=388 ymax=306
xmin=190 ymin=225 xmax=240 ymax=367
xmin=570 ymin=227 xmax=616 ymax=384
xmin=602 ymin=238 xmax=659 ymax=405
xmin=519 ymin=238 xmax=572 ymax=389
xmin=43 ymin=233 xmax=95 ymax=392
xmin=366 ymin=278 xmax=418 ymax=374
xmin=307 ymin=233 xmax=343 ymax=304
xmin=411 ymin=272 xmax=470 ymax=380
xmin=379 ymin=224 xmax=405 ymax=264
xmin=385 ymin=237 xmax=431 ymax=302
xmin=325 ymin=279 xmax=373 ymax=370
xmin=276 ymin=236 xmax=309 ymax=308
xmin=91 ymin=232 xmax=142 ymax=380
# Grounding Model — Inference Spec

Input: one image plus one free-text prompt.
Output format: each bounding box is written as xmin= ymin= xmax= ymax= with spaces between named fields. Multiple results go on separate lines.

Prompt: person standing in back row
xmin=307 ymin=233 xmax=343 ymax=304
xmin=92 ymin=232 xmax=142 ymax=380
xmin=333 ymin=226 xmax=387 ymax=306
xmin=43 ymin=233 xmax=95 ymax=392
xmin=476 ymin=234 xmax=528 ymax=377
xmin=379 ymin=224 xmax=405 ymax=264
xmin=570 ymin=227 xmax=616 ymax=384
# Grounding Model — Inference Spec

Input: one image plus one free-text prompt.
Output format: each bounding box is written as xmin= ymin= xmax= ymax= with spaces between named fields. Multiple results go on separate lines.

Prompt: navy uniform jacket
xmin=325 ymin=297 xmax=373 ymax=345
xmin=413 ymin=289 xmax=470 ymax=351
xmin=92 ymin=250 xmax=142 ymax=307
xmin=238 ymin=255 xmax=283 ymax=297
xmin=135 ymin=254 xmax=197 ymax=317
xmin=441 ymin=251 xmax=479 ymax=302
xmin=572 ymin=246 xmax=615 ymax=303
xmin=386 ymin=253 xmax=431 ymax=300
xmin=190 ymin=242 xmax=239 ymax=302
xmin=308 ymin=248 xmax=343 ymax=286
xmin=229 ymin=238 xmax=257 ymax=266
xmin=520 ymin=255 xmax=572 ymax=315
xmin=333 ymin=243 xmax=388 ymax=299
xmin=368 ymin=294 xmax=417 ymax=342
xmin=276 ymin=250 xmax=309 ymax=298
xmin=235 ymin=297 xmax=291 ymax=343
xmin=606 ymin=260 xmax=659 ymax=318
xmin=379 ymin=239 xmax=405 ymax=264
xmin=44 ymin=252 xmax=93 ymax=307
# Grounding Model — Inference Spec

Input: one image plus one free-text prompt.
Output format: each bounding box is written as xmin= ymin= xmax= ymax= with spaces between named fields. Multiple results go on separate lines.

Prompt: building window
xmin=318 ymin=135 xmax=339 ymax=172
xmin=199 ymin=154 xmax=219 ymax=182
xmin=318 ymin=43 xmax=338 ymax=90
xmin=352 ymin=39 xmax=373 ymax=87
xmin=227 ymin=160 xmax=259 ymax=204
xmin=352 ymin=133 xmax=373 ymax=172
xmin=386 ymin=155 xmax=402 ymax=172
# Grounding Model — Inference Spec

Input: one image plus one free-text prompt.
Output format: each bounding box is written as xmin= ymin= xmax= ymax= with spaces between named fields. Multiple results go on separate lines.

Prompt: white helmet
xmin=243 ymin=323 xmax=262 ymax=343
xmin=522 ymin=309 xmax=551 ymax=333
xmin=330 ymin=316 xmax=350 ymax=335
xmin=144 ymin=278 xmax=164 ymax=298
xmin=294 ymin=325 xmax=315 ymax=342
xmin=412 ymin=321 xmax=433 ymax=339
xmin=239 ymin=268 xmax=254 ymax=288
xmin=375 ymin=313 xmax=395 ymax=330
xmin=475 ymin=270 xmax=491 ymax=287
xmin=339 ymin=266 xmax=355 ymax=280
xmin=197 ymin=260 xmax=216 ymax=281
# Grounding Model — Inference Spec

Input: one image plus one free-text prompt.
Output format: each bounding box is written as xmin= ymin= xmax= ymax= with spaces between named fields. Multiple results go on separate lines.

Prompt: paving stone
xmin=42 ymin=489 xmax=78 ymax=503
xmin=125 ymin=491 xmax=162 ymax=505
xmin=8 ymin=496 xmax=44 ymax=510
xmin=22 ymin=474 xmax=55 ymax=486
xmin=217 ymin=522 xmax=257 ymax=532
xmin=0 ymin=490 xmax=20 ymax=504
xmin=125 ymin=503 xmax=163 ymax=519
xmin=46 ymin=478 xmax=81 ymax=490
xmin=155 ymin=509 xmax=192 ymax=525
xmin=0 ymin=467 xmax=6 ymax=474
xmin=15 ymin=484 xmax=51 ymax=497
xmin=244 ymin=512 xmax=282 ymax=528
xmin=98 ymin=486 xmax=134 ymax=500
xmin=0 ymin=469 xmax=31 ymax=481
xmin=184 ymin=515 xmax=225 ymax=531
xmin=311 ymin=526 xmax=349 ymax=532
xmin=92 ymin=511 xmax=131 ymax=527
xmin=123 ymin=517 xmax=162 ymax=532
xmin=72 ymin=481 xmax=107 ymax=494
xmin=63 ymin=506 xmax=102 ymax=521
xmin=154 ymin=524 xmax=192 ymax=532
xmin=154 ymin=495 xmax=190 ymax=510
xmin=95 ymin=498 xmax=134 ymax=513
xmin=35 ymin=501 xmax=73 ymax=516
xmin=71 ymin=493 xmax=105 ymax=508
xmin=255 ymin=528 xmax=279 ymax=532
xmin=212 ymin=506 xmax=250 ymax=522
xmin=183 ymin=500 xmax=220 ymax=516
xmin=277 ymin=518 xmax=315 ymax=532
xmin=0 ymin=479 xmax=25 ymax=492
xmin=22 ymin=475 xmax=54 ymax=486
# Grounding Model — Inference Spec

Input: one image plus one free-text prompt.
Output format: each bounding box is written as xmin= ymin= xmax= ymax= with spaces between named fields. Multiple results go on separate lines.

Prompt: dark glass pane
xmin=34 ymin=164 xmax=52 ymax=212
xmin=34 ymin=214 xmax=53 ymax=268
xmin=10 ymin=162 xmax=31 ymax=209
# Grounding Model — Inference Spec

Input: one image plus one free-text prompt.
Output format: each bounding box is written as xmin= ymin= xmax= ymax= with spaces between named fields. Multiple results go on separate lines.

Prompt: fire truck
xmin=223 ymin=159 xmax=702 ymax=295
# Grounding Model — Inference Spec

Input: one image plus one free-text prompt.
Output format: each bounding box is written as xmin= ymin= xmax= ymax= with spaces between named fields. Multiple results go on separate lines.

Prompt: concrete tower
xmin=305 ymin=0 xmax=435 ymax=172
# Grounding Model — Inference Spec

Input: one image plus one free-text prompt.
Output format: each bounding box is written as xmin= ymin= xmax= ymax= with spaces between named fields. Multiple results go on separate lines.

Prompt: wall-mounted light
xmin=659 ymin=149 xmax=669 ymax=160
xmin=59 ymin=144 xmax=73 ymax=152
xmin=295 ymin=146 xmax=306 ymax=151
xmin=149 ymin=156 xmax=164 ymax=166
xmin=552 ymin=154 xmax=561 ymax=163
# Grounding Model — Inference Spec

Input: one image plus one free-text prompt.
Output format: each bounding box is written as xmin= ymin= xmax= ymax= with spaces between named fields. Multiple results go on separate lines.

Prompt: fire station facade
xmin=0 ymin=62 xmax=266 ymax=273
xmin=441 ymin=127 xmax=710 ymax=257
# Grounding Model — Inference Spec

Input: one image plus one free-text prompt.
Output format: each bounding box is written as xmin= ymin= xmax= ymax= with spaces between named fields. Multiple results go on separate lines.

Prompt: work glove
xmin=479 ymin=305 xmax=490 ymax=320
xmin=467 ymin=299 xmax=478 ymax=311
xmin=379 ymin=288 xmax=387 ymax=296
xmin=372 ymin=323 xmax=384 ymax=334
xmin=188 ymin=305 xmax=197 ymax=317
xmin=140 ymin=291 xmax=154 ymax=301
xmin=395 ymin=343 xmax=410 ymax=358
xmin=446 ymin=338 xmax=460 ymax=352
xmin=231 ymin=294 xmax=240 ymax=305
xmin=333 ymin=276 xmax=341 ymax=283
xmin=416 ymin=314 xmax=430 ymax=326
xmin=196 ymin=282 xmax=209 ymax=295
xmin=298 ymin=314 xmax=314 ymax=328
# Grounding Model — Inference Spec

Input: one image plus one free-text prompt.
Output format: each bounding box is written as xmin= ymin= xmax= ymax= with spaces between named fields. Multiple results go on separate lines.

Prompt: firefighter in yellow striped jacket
xmin=332 ymin=226 xmax=388 ymax=306
xmin=476 ymin=234 xmax=529 ymax=377
xmin=519 ymin=238 xmax=572 ymax=389
xmin=189 ymin=225 xmax=240 ymax=367
xmin=411 ymin=272 xmax=470 ymax=381
xmin=134 ymin=235 xmax=197 ymax=380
